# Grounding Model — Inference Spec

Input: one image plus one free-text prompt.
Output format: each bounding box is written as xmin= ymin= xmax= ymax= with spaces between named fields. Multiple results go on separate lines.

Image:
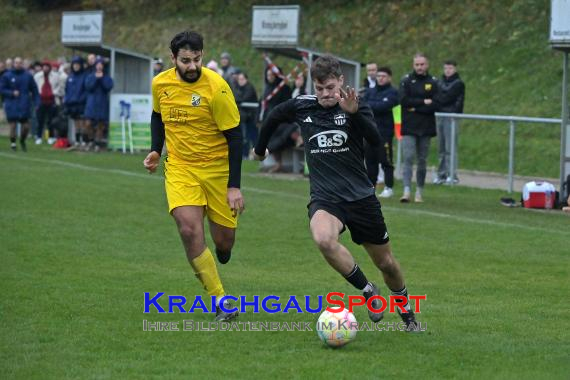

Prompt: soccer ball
xmin=316 ymin=308 xmax=357 ymax=347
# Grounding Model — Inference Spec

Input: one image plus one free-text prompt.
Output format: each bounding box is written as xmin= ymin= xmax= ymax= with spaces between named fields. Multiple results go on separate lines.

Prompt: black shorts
xmin=307 ymin=195 xmax=389 ymax=245
xmin=7 ymin=118 xmax=29 ymax=124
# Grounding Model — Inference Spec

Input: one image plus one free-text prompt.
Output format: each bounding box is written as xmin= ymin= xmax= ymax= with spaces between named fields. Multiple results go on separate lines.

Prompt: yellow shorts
xmin=164 ymin=158 xmax=237 ymax=228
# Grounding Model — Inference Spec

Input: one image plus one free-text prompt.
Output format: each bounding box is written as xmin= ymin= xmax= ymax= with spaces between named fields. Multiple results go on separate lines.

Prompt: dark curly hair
xmin=170 ymin=31 xmax=203 ymax=57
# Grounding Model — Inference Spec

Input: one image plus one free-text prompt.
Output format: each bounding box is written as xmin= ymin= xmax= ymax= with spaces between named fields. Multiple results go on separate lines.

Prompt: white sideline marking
xmin=0 ymin=152 xmax=565 ymax=236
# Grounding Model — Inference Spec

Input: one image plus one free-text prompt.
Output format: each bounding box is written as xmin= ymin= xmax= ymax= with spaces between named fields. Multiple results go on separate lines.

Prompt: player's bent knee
xmin=312 ymin=233 xmax=337 ymax=253
xmin=214 ymin=236 xmax=235 ymax=252
xmin=177 ymin=223 xmax=203 ymax=241
xmin=211 ymin=226 xmax=235 ymax=251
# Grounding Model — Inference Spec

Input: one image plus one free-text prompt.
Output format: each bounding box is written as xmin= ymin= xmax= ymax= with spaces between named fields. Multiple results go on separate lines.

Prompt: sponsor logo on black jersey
xmin=309 ymin=130 xmax=348 ymax=148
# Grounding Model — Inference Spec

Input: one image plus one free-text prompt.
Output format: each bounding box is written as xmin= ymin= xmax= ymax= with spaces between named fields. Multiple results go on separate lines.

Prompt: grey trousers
xmin=402 ymin=135 xmax=432 ymax=188
xmin=436 ymin=117 xmax=459 ymax=179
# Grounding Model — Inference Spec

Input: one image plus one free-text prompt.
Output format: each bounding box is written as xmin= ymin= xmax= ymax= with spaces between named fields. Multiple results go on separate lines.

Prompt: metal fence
xmin=394 ymin=113 xmax=562 ymax=194
xmin=244 ymin=100 xmax=562 ymax=194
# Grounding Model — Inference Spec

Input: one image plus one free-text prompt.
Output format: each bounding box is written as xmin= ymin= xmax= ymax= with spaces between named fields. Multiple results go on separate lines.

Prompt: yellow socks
xmin=190 ymin=247 xmax=225 ymax=300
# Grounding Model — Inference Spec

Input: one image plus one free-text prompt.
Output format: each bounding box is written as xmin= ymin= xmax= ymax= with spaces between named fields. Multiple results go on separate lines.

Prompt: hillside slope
xmin=0 ymin=0 xmax=564 ymax=177
xmin=1 ymin=0 xmax=562 ymax=115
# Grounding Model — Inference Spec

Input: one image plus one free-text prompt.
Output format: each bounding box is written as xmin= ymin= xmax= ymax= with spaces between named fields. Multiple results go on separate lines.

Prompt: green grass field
xmin=1 ymin=140 xmax=569 ymax=379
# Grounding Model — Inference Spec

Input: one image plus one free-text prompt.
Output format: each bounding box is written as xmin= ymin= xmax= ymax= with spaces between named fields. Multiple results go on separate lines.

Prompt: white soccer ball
xmin=316 ymin=308 xmax=357 ymax=347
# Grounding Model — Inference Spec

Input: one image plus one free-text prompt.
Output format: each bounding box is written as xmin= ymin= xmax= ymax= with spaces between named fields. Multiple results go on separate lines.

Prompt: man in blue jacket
xmin=64 ymin=56 xmax=88 ymax=149
xmin=363 ymin=67 xmax=399 ymax=198
xmin=0 ymin=57 xmax=39 ymax=151
xmin=84 ymin=58 xmax=113 ymax=151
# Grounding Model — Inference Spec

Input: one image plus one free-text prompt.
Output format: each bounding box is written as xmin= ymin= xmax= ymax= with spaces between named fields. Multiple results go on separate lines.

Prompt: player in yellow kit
xmin=143 ymin=31 xmax=243 ymax=321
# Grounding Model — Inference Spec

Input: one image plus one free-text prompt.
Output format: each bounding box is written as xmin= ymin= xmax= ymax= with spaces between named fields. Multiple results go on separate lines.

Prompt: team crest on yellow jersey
xmin=191 ymin=93 xmax=201 ymax=106
xmin=424 ymin=83 xmax=432 ymax=91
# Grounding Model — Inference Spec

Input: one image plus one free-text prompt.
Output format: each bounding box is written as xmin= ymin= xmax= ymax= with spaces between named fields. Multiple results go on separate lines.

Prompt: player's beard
xmin=177 ymin=64 xmax=201 ymax=83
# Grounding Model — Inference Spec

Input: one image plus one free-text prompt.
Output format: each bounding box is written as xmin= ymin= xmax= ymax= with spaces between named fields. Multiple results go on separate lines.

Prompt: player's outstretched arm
xmin=254 ymin=100 xmax=296 ymax=159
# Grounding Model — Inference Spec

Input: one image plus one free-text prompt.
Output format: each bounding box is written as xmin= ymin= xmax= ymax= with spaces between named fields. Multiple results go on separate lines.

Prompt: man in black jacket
xmin=363 ymin=66 xmax=399 ymax=198
xmin=234 ymin=71 xmax=259 ymax=159
xmin=399 ymin=53 xmax=439 ymax=203
xmin=434 ymin=60 xmax=465 ymax=184
xmin=362 ymin=62 xmax=378 ymax=89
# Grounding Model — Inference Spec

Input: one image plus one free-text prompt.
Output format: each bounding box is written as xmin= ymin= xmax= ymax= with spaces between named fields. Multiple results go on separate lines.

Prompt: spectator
xmin=233 ymin=71 xmax=259 ymax=159
xmin=56 ymin=56 xmax=67 ymax=68
xmin=219 ymin=52 xmax=238 ymax=86
xmin=52 ymin=59 xmax=70 ymax=147
xmin=0 ymin=61 xmax=6 ymax=108
xmin=85 ymin=54 xmax=96 ymax=74
xmin=34 ymin=61 xmax=62 ymax=145
xmin=0 ymin=57 xmax=39 ymax=151
xmin=291 ymin=73 xmax=307 ymax=98
xmin=399 ymin=53 xmax=439 ymax=203
xmin=260 ymin=65 xmax=295 ymax=172
xmin=29 ymin=60 xmax=42 ymax=136
xmin=229 ymin=68 xmax=242 ymax=92
xmin=5 ymin=58 xmax=13 ymax=70
xmin=153 ymin=57 xmax=164 ymax=77
xmin=64 ymin=56 xmax=88 ymax=149
xmin=363 ymin=66 xmax=399 ymax=198
xmin=260 ymin=66 xmax=291 ymax=121
xmin=434 ymin=60 xmax=465 ymax=185
xmin=84 ymin=58 xmax=114 ymax=151
xmin=58 ymin=63 xmax=69 ymax=102
xmin=206 ymin=59 xmax=223 ymax=75
xmin=363 ymin=62 xmax=378 ymax=89
xmin=31 ymin=60 xmax=42 ymax=75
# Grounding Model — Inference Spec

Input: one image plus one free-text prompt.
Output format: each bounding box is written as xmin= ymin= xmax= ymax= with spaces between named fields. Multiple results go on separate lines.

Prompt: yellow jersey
xmin=152 ymin=67 xmax=240 ymax=165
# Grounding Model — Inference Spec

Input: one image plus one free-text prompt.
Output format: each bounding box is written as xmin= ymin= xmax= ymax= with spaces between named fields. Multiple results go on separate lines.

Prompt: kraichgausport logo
xmin=144 ymin=292 xmax=426 ymax=314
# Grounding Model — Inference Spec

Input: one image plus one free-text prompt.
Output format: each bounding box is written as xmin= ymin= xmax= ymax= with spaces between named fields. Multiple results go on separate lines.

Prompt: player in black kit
xmin=254 ymin=55 xmax=418 ymax=329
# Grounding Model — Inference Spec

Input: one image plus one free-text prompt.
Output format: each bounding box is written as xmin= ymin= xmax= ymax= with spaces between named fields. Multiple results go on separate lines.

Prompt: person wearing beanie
xmin=0 ymin=56 xmax=39 ymax=151
xmin=83 ymin=58 xmax=113 ymax=151
xmin=206 ymin=59 xmax=223 ymax=75
xmin=153 ymin=57 xmax=164 ymax=77
xmin=219 ymin=51 xmax=238 ymax=87
xmin=64 ymin=56 xmax=89 ymax=149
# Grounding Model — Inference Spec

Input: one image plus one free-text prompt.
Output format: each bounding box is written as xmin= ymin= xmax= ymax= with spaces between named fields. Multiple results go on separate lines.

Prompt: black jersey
xmin=256 ymin=95 xmax=381 ymax=202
